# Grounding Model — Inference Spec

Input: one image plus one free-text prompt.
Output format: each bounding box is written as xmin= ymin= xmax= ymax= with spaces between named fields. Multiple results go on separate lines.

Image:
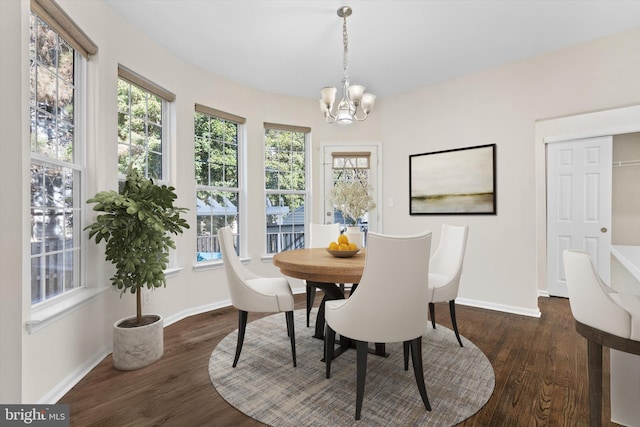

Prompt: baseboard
xmin=291 ymin=286 xmax=306 ymax=295
xmin=296 ymin=286 xmax=542 ymax=318
xmin=456 ymin=297 xmax=542 ymax=318
xmin=163 ymin=299 xmax=232 ymax=327
xmin=42 ymin=345 xmax=112 ymax=404
xmin=537 ymin=289 xmax=550 ymax=298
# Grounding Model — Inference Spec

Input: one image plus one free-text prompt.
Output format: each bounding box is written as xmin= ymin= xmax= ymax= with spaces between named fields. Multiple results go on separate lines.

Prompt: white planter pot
xmin=112 ymin=314 xmax=164 ymax=371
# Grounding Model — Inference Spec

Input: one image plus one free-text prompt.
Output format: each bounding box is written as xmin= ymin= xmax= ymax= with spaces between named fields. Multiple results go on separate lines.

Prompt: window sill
xmin=26 ymin=287 xmax=109 ymax=334
xmin=193 ymin=257 xmax=251 ymax=272
xmin=165 ymin=267 xmax=183 ymax=278
xmin=193 ymin=259 xmax=224 ymax=272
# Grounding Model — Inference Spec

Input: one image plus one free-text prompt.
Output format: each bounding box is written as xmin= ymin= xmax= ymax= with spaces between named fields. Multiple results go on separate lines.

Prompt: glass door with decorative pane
xmin=323 ymin=145 xmax=379 ymax=239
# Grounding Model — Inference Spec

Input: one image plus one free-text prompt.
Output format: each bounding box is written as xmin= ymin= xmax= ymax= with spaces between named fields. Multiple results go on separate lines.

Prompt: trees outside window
xmin=117 ymin=79 xmax=165 ymax=181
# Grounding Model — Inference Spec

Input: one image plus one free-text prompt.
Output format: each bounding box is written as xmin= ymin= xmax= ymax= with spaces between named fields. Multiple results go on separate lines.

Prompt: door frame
xmin=535 ymin=104 xmax=640 ymax=297
xmin=318 ymin=142 xmax=382 ymax=233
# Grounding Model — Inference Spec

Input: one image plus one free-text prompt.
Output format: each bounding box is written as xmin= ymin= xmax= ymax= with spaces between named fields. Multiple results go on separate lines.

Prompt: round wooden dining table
xmin=273 ymin=248 xmax=385 ymax=359
xmin=273 ymin=247 xmax=365 ymax=284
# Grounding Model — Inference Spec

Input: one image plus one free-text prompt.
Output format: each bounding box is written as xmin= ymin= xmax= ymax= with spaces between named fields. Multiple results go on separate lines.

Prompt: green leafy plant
xmin=85 ymin=168 xmax=189 ymax=326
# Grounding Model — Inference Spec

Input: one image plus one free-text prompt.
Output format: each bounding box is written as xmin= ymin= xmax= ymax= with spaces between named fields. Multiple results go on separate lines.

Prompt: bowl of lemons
xmin=326 ymin=234 xmax=360 ymax=258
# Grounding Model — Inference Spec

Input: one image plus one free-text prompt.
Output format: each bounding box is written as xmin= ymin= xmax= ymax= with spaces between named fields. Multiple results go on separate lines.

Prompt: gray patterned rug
xmin=209 ymin=309 xmax=494 ymax=426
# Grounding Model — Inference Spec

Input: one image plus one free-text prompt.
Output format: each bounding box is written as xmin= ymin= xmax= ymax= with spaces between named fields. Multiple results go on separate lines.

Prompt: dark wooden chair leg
xmin=285 ymin=311 xmax=296 ymax=367
xmin=403 ymin=341 xmax=410 ymax=371
xmin=233 ymin=310 xmax=248 ymax=367
xmin=429 ymin=302 xmax=436 ymax=329
xmin=286 ymin=311 xmax=297 ymax=367
xmin=285 ymin=310 xmax=291 ymax=337
xmin=410 ymin=336 xmax=432 ymax=411
xmin=325 ymin=325 xmax=336 ymax=378
xmin=306 ymin=284 xmax=316 ymax=327
xmin=449 ymin=300 xmax=463 ymax=347
xmin=587 ymin=339 xmax=603 ymax=427
xmin=355 ymin=340 xmax=368 ymax=420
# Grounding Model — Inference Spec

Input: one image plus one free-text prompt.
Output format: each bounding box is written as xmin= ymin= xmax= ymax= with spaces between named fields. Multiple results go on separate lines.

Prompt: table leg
xmin=587 ymin=339 xmax=603 ymax=427
xmin=307 ymin=281 xmax=345 ymax=339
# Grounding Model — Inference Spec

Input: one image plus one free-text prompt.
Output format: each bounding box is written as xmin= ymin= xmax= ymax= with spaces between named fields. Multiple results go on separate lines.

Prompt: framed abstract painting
xmin=409 ymin=144 xmax=496 ymax=215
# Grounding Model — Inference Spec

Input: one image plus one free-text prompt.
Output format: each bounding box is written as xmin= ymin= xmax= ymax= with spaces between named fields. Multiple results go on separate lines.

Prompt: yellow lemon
xmin=348 ymin=242 xmax=357 ymax=251
xmin=328 ymin=242 xmax=339 ymax=250
xmin=338 ymin=243 xmax=350 ymax=251
xmin=337 ymin=234 xmax=349 ymax=245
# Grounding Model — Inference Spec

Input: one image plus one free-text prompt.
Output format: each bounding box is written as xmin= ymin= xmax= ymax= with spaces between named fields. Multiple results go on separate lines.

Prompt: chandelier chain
xmin=342 ymin=14 xmax=349 ymax=82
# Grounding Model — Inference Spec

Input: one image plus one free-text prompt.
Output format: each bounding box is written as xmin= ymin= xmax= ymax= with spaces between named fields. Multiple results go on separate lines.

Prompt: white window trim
xmin=28 ymin=30 xmax=88 ymax=310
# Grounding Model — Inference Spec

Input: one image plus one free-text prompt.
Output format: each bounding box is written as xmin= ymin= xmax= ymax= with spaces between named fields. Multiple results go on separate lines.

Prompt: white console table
xmin=609 ymin=245 xmax=640 ymax=426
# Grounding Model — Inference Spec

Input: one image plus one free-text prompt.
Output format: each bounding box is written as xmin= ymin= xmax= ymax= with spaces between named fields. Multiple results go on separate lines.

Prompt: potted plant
xmin=85 ymin=167 xmax=189 ymax=370
xmin=329 ymin=180 xmax=376 ymax=246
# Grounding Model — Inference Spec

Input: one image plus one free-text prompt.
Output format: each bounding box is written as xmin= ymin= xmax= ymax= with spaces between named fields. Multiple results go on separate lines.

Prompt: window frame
xmin=264 ymin=123 xmax=311 ymax=255
xmin=194 ymin=104 xmax=246 ymax=264
xmin=116 ymin=69 xmax=173 ymax=184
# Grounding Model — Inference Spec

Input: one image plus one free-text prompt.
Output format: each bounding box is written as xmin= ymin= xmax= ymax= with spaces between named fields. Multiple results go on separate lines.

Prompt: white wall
xmin=381 ymin=27 xmax=640 ymax=314
xmin=0 ymin=0 xmax=28 ymax=404
xmin=1 ymin=0 xmax=639 ymax=403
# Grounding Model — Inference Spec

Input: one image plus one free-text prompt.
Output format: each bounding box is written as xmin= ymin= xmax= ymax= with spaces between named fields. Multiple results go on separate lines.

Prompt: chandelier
xmin=319 ymin=6 xmax=375 ymax=125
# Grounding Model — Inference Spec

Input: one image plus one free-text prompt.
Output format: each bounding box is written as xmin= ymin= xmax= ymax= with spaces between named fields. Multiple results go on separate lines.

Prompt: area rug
xmin=209 ymin=309 xmax=494 ymax=426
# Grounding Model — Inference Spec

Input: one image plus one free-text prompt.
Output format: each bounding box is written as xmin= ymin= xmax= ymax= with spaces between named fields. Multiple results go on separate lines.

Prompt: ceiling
xmin=103 ymin=0 xmax=640 ymax=99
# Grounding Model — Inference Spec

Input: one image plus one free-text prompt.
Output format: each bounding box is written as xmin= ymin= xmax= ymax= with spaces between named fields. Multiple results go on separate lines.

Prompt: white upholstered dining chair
xmin=305 ymin=223 xmax=341 ymax=327
xmin=324 ymin=231 xmax=433 ymax=420
xmin=217 ymin=226 xmax=296 ymax=367
xmin=427 ymin=224 xmax=469 ymax=347
xmin=563 ymin=249 xmax=640 ymax=426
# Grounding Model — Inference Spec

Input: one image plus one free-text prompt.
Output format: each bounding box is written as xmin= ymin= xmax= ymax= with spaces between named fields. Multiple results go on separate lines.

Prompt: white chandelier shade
xmin=319 ymin=6 xmax=375 ymax=125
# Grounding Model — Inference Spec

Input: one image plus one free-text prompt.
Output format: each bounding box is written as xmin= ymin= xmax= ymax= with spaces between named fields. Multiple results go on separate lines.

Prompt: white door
xmin=546 ymin=136 xmax=612 ymax=297
xmin=322 ymin=144 xmax=379 ymax=233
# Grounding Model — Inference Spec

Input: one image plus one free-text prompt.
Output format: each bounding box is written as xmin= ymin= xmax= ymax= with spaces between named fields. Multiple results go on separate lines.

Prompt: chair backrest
xmin=563 ymin=249 xmax=631 ymax=339
xmin=328 ymin=231 xmax=432 ymax=343
xmin=218 ymin=226 xmax=262 ymax=308
xmin=308 ymin=223 xmax=341 ymax=249
xmin=430 ymin=224 xmax=469 ymax=280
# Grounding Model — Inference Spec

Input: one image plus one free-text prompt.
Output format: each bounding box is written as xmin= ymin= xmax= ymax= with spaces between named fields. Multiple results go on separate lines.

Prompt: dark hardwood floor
xmin=60 ymin=295 xmax=619 ymax=426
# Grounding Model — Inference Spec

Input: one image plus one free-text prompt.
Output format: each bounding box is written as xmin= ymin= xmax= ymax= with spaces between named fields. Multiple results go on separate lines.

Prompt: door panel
xmin=547 ymin=136 xmax=612 ymax=297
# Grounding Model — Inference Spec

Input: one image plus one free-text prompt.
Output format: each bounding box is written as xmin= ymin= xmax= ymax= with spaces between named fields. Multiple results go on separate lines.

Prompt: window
xmin=117 ymin=64 xmax=175 ymax=181
xmin=264 ymin=123 xmax=310 ymax=254
xmin=29 ymin=0 xmax=97 ymax=305
xmin=194 ymin=104 xmax=245 ymax=261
